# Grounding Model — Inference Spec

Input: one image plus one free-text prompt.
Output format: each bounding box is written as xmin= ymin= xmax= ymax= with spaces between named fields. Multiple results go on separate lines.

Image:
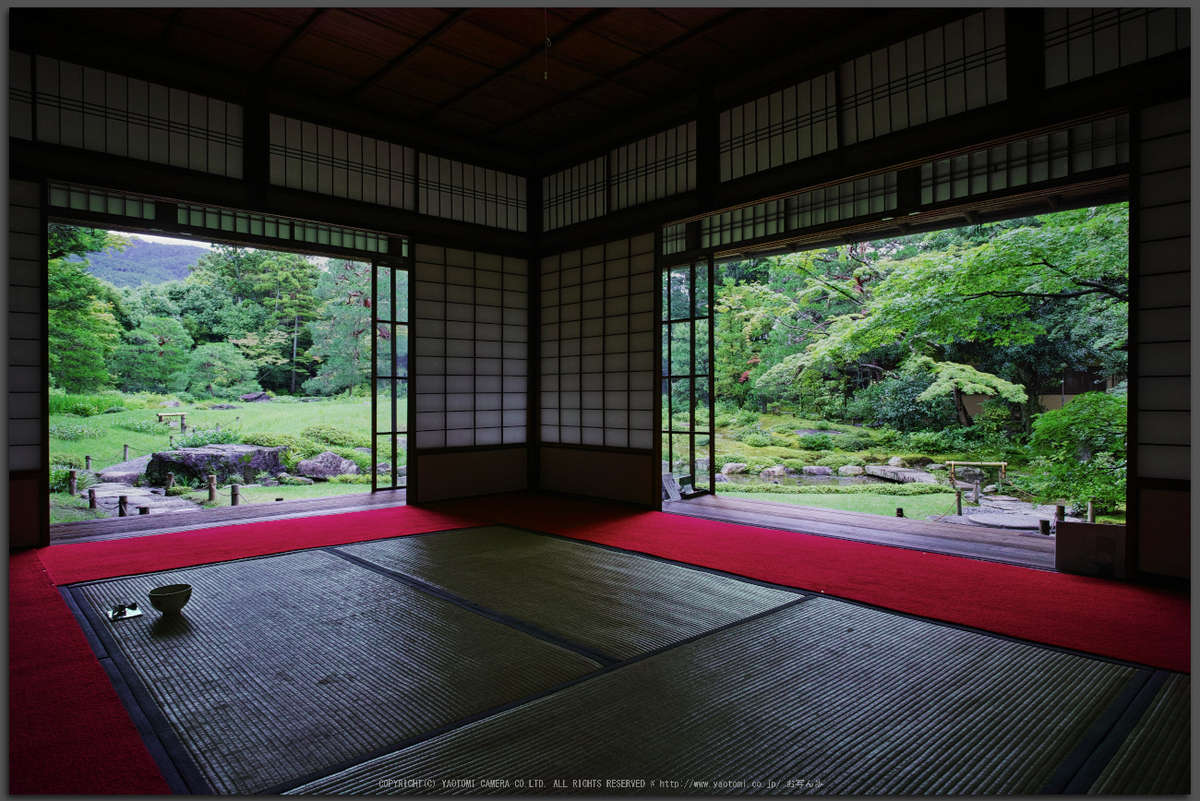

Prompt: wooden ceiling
xmin=12 ymin=6 xmax=935 ymax=163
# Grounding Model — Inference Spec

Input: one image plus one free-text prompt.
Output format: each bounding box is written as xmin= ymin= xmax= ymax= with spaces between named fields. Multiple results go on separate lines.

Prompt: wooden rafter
xmin=485 ymin=8 xmax=748 ymax=139
xmin=255 ymin=8 xmax=329 ymax=77
xmin=416 ymin=8 xmax=617 ymax=123
xmin=344 ymin=8 xmax=473 ymax=101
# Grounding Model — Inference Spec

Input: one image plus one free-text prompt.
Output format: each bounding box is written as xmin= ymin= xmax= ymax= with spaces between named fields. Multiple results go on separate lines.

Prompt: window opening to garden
xmin=707 ymin=204 xmax=1129 ymax=529
xmin=47 ymin=223 xmax=407 ymax=526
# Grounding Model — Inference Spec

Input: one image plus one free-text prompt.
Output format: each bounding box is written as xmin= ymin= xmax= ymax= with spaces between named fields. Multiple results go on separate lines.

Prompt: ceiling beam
xmin=416 ymin=7 xmax=616 ymax=123
xmin=486 ymin=8 xmax=749 ymax=139
xmin=255 ymin=8 xmax=329 ymax=77
xmin=157 ymin=9 xmax=188 ymax=48
xmin=343 ymin=8 xmax=473 ymax=102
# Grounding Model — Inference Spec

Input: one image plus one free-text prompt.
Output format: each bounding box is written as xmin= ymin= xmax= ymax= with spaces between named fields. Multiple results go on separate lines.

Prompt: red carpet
xmin=433 ymin=493 xmax=1191 ymax=674
xmin=38 ymin=504 xmax=485 ymax=585
xmin=9 ymin=549 xmax=170 ymax=794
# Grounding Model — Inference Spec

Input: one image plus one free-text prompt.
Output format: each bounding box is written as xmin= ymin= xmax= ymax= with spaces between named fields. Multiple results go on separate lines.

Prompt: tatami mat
xmin=288 ymin=598 xmax=1140 ymax=796
xmin=1087 ymin=673 xmax=1191 ymax=794
xmin=75 ymin=551 xmax=600 ymax=795
xmin=337 ymin=526 xmax=801 ymax=660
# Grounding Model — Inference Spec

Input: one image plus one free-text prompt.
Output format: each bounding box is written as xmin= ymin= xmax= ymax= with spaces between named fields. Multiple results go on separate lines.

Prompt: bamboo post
xmin=88 ymin=489 xmax=96 ymax=509
xmin=85 ymin=455 xmax=92 ymax=471
xmin=68 ymin=470 xmax=77 ymax=496
xmin=207 ymin=475 xmax=217 ymax=503
xmin=124 ymin=444 xmax=130 ymax=460
xmin=231 ymin=484 xmax=240 ymax=506
xmin=118 ymin=496 xmax=128 ymax=517
xmin=1087 ymin=501 xmax=1095 ymax=523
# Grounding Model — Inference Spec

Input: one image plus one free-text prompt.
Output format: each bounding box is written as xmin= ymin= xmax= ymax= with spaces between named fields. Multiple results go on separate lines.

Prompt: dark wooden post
xmin=895 ymin=508 xmax=904 ymax=518
xmin=123 ymin=444 xmax=130 ymax=460
xmin=207 ymin=475 xmax=217 ymax=503
xmin=68 ymin=470 xmax=77 ymax=496
xmin=118 ymin=496 xmax=128 ymax=517
xmin=85 ymin=455 xmax=92 ymax=470
xmin=88 ymin=489 xmax=96 ymax=509
xmin=231 ymin=484 xmax=240 ymax=506
xmin=138 ymin=506 xmax=150 ymax=515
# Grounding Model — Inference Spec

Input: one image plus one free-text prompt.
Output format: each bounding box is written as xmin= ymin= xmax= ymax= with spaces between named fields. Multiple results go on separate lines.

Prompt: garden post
xmin=1039 ymin=519 xmax=1051 ymax=536
xmin=208 ymin=475 xmax=217 ymax=503
xmin=216 ymin=423 xmax=220 ymax=432
xmin=895 ymin=508 xmax=904 ymax=518
xmin=232 ymin=484 xmax=240 ymax=506
xmin=955 ymin=491 xmax=963 ymax=516
xmin=124 ymin=444 xmax=130 ymax=460
xmin=1055 ymin=504 xmax=1066 ymax=522
xmin=166 ymin=472 xmax=175 ymax=489
xmin=88 ymin=489 xmax=96 ymax=509
xmin=972 ymin=482 xmax=980 ymax=503
xmin=1087 ymin=501 xmax=1095 ymax=523
xmin=169 ymin=436 xmax=174 ymax=447
xmin=118 ymin=496 xmax=128 ymax=516
xmin=85 ymin=455 xmax=92 ymax=470
xmin=276 ymin=497 xmax=283 ymax=502
xmin=68 ymin=470 xmax=77 ymax=496
xmin=181 ymin=414 xmax=187 ymax=434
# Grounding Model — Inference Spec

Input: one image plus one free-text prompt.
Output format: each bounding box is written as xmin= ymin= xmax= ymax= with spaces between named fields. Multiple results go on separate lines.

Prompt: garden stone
xmin=300 ymin=398 xmax=325 ymax=402
xmin=983 ymin=484 xmax=999 ymax=494
xmin=239 ymin=391 xmax=272 ymax=402
xmin=956 ymin=466 xmax=985 ymax=483
xmin=146 ymin=444 xmax=286 ymax=487
xmin=696 ymin=458 xmax=710 ymax=473
xmin=803 ymin=465 xmax=833 ymax=476
xmin=210 ymin=404 xmax=241 ymax=410
xmin=714 ymin=473 xmax=729 ymax=483
xmin=160 ymin=400 xmax=181 ymax=408
xmin=760 ymin=465 xmax=787 ymax=478
xmin=887 ymin=456 xmax=906 ymax=467
xmin=283 ymin=475 xmax=314 ymax=485
xmin=838 ymin=465 xmax=865 ymax=476
xmin=720 ymin=462 xmax=748 ymax=474
xmin=355 ymin=447 xmax=372 ymax=454
xmin=98 ymin=455 xmax=152 ymax=484
xmin=927 ymin=463 xmax=946 ymax=471
xmin=296 ymin=450 xmax=360 ymax=480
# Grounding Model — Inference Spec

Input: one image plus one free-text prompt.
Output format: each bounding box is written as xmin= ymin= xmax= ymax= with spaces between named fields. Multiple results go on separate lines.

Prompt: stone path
xmin=864 ymin=465 xmax=939 ymax=484
xmin=82 ymin=479 xmax=202 ymax=517
xmin=927 ymin=495 xmax=1082 ymax=531
xmin=97 ymin=454 xmax=152 ymax=483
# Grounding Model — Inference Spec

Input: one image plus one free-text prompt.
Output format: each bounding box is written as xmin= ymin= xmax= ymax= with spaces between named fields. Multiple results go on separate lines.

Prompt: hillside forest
xmin=49 ymin=224 xmax=404 ymax=401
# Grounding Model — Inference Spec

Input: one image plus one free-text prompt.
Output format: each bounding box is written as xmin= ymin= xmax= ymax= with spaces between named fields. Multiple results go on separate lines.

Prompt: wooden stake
xmin=124 ymin=444 xmax=130 ymax=460
xmin=955 ymin=490 xmax=963 ymax=516
xmin=1087 ymin=500 xmax=1095 ymax=523
xmin=85 ymin=455 xmax=92 ymax=470
xmin=138 ymin=506 xmax=150 ymax=515
xmin=88 ymin=489 xmax=96 ymax=509
xmin=68 ymin=470 xmax=77 ymax=496
xmin=118 ymin=496 xmax=128 ymax=517
xmin=1039 ymin=519 xmax=1051 ymax=536
xmin=895 ymin=507 xmax=904 ymax=518
xmin=231 ymin=484 xmax=240 ymax=506
xmin=208 ymin=475 xmax=217 ymax=503
xmin=166 ymin=472 xmax=175 ymax=489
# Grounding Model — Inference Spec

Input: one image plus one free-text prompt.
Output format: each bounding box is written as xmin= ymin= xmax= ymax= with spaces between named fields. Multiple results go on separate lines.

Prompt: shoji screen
xmin=9 ymin=180 xmax=43 ymax=546
xmin=720 ymin=71 xmax=838 ymax=182
xmin=539 ymin=233 xmax=658 ymax=504
xmin=412 ymin=244 xmax=528 ymax=451
xmin=30 ymin=55 xmax=243 ymax=178
xmin=1135 ymin=98 xmax=1190 ymax=579
xmin=609 ymin=123 xmax=697 ymax=211
xmin=1045 ymin=8 xmax=1190 ymax=88
xmin=418 ymin=156 xmax=527 ymax=233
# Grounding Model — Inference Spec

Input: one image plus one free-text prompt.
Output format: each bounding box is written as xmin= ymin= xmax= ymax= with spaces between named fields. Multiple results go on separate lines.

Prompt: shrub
xmin=172 ymin=428 xmax=242 ymax=449
xmin=816 ymin=454 xmax=865 ymax=469
xmin=814 ymin=420 xmax=831 ymax=430
xmin=49 ymin=467 xmax=98 ymax=493
xmin=741 ymin=432 xmax=772 ymax=448
xmin=49 ymin=423 xmax=103 ymax=441
xmin=329 ymin=473 xmax=373 ymax=484
xmin=905 ymin=431 xmax=954 ymax=453
xmin=165 ymin=486 xmax=192 ymax=497
xmin=193 ymin=401 xmax=215 ymax=410
xmin=734 ymin=409 xmax=759 ymax=426
xmin=103 ymin=406 xmax=128 ymax=414
xmin=797 ymin=433 xmax=834 ymax=450
xmin=271 ymin=394 xmax=300 ymax=404
xmin=328 ymin=446 xmax=373 ymax=473
xmin=50 ymin=453 xmax=85 ymax=469
xmin=115 ymin=418 xmax=170 ymax=435
xmin=174 ymin=391 xmax=195 ymax=404
xmin=240 ymin=433 xmax=324 ymax=471
xmin=837 ymin=435 xmax=873 ymax=451
xmin=301 ymin=425 xmax=371 ymax=449
xmin=846 ymin=373 xmax=956 ymax=432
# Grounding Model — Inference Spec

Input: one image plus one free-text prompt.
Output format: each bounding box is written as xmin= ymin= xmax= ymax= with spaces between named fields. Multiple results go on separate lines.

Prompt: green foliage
xmin=49 ymin=423 xmax=103 ymax=440
xmin=50 ymin=453 xmax=86 ymax=469
xmin=49 ymin=394 xmax=105 ymax=417
xmin=846 ymin=372 xmax=955 ymax=432
xmin=48 ymin=224 xmax=127 ymax=262
xmin=328 ymin=473 xmax=373 ymax=484
xmin=741 ymin=432 xmax=772 ymax=448
xmin=836 ymin=434 xmax=874 ymax=451
xmin=172 ymin=428 xmax=242 ymax=449
xmin=797 ymin=433 xmax=834 ymax=450
xmin=301 ymin=424 xmax=371 ymax=449
xmin=65 ymin=236 xmax=208 ymax=287
xmin=49 ymin=258 xmax=123 ymax=391
xmin=305 ymin=259 xmax=376 ymax=395
xmin=114 ymin=418 xmax=170 ymax=435
xmin=49 ymin=467 xmax=98 ymax=493
xmin=165 ymin=486 xmax=192 ymax=497
xmin=815 ymin=454 xmax=864 ymax=469
xmin=110 ymin=316 xmax=193 ymax=393
xmin=239 ymin=432 xmax=323 ymax=470
xmin=327 ymin=447 xmax=373 ymax=473
xmin=103 ymin=407 xmax=128 ymax=414
xmin=1015 ymin=391 xmax=1127 ymax=511
xmin=182 ymin=342 xmax=260 ymax=399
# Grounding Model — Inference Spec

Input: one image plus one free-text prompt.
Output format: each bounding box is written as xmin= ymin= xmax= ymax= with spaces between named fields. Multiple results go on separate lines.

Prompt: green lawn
xmin=48 ymin=491 xmax=110 ymax=523
xmin=715 ymin=490 xmax=965 ymax=519
xmin=49 ymin=398 xmax=404 ymax=471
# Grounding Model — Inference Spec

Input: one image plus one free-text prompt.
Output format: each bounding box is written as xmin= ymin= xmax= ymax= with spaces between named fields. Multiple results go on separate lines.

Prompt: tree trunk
xmin=953 ymin=385 xmax=974 ymax=427
xmin=291 ymin=315 xmax=299 ymax=393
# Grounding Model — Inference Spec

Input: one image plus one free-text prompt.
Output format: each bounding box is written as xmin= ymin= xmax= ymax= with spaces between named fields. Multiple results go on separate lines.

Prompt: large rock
xmin=210 ymin=404 xmax=241 ymax=410
xmin=98 ymin=454 xmax=153 ymax=484
xmin=887 ymin=456 xmax=906 ymax=467
xmin=296 ymin=450 xmax=360 ymax=480
xmin=760 ymin=465 xmax=788 ymax=478
xmin=239 ymin=392 xmax=272 ymax=402
xmin=721 ymin=462 xmax=748 ymax=475
xmin=865 ymin=465 xmax=939 ymax=484
xmin=838 ymin=465 xmax=865 ymax=476
xmin=802 ymin=465 xmax=833 ymax=476
xmin=160 ymin=400 xmax=181 ymax=408
xmin=956 ymin=466 xmax=986 ymax=483
xmin=146 ymin=444 xmax=286 ymax=486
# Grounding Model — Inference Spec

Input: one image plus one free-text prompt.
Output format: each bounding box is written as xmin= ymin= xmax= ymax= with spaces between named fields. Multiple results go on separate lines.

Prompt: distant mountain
xmin=68 ymin=237 xmax=211 ymax=287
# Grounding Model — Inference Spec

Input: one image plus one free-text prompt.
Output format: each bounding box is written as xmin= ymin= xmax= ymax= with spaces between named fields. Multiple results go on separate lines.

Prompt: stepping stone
xmin=864 ymin=465 xmax=939 ymax=484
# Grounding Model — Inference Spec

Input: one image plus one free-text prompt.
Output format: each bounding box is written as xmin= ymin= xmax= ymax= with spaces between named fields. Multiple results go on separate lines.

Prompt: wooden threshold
xmin=667 ymin=494 xmax=1055 ymax=571
xmin=49 ymin=489 xmax=408 ymax=545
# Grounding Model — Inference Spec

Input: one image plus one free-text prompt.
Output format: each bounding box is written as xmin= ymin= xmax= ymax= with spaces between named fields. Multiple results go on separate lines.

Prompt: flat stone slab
xmin=82 ymin=482 xmax=202 ymax=515
xmin=965 ymin=512 xmax=1044 ymax=530
xmin=97 ymin=455 xmax=152 ymax=483
xmin=865 ymin=465 xmax=939 ymax=484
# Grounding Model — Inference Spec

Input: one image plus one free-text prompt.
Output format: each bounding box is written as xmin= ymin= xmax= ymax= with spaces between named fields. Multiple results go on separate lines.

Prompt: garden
xmin=697 ymin=204 xmax=1129 ymax=524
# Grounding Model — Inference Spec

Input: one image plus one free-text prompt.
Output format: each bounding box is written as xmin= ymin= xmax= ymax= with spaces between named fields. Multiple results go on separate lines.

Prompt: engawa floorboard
xmin=669 ymin=494 xmax=1055 ymax=570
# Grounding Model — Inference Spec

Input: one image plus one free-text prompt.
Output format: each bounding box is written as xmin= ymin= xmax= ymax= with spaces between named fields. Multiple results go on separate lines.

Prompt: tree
xmin=909 ymin=357 xmax=1028 ymax=427
xmin=47 ymin=224 xmax=127 ymax=261
xmin=181 ymin=342 xmax=260 ymax=399
xmin=1019 ymin=390 xmax=1127 ymax=511
xmin=110 ymin=316 xmax=194 ymax=393
xmin=304 ymin=260 xmax=373 ymax=395
xmin=48 ymin=258 xmax=122 ymax=391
